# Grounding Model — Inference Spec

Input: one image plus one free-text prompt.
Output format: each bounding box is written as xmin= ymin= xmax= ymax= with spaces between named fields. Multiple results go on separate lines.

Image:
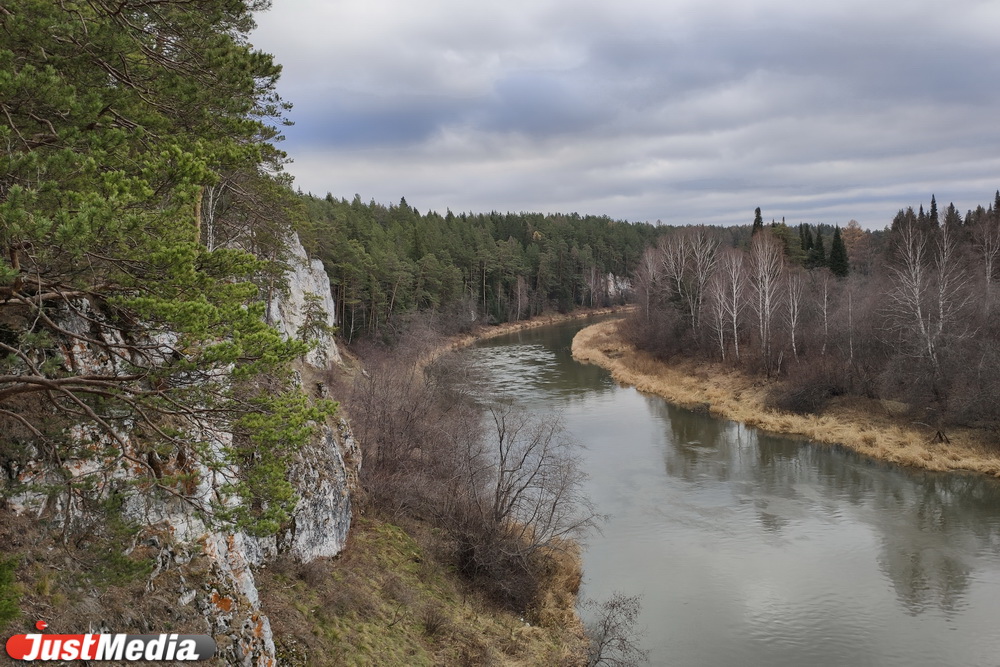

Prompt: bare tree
xmin=687 ymin=229 xmax=720 ymax=334
xmin=658 ymin=230 xmax=718 ymax=334
xmin=933 ymin=223 xmax=974 ymax=366
xmin=633 ymin=247 xmax=661 ymax=322
xmin=811 ymin=269 xmax=833 ymax=356
xmin=748 ymin=232 xmax=785 ymax=372
xmin=584 ymin=592 xmax=649 ymax=667
xmin=886 ymin=221 xmax=972 ymax=378
xmin=971 ymin=210 xmax=1000 ymax=314
xmin=785 ymin=268 xmax=806 ymax=361
xmin=706 ymin=271 xmax=730 ymax=361
xmin=716 ymin=248 xmax=747 ymax=361
xmin=463 ymin=403 xmax=597 ymax=559
xmin=887 ymin=220 xmax=935 ymax=367
xmin=441 ymin=402 xmax=601 ymax=610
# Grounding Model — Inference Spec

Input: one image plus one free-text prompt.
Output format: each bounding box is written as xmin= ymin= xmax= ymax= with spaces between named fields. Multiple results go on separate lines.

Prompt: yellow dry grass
xmin=573 ymin=319 xmax=1000 ymax=477
xmin=259 ymin=517 xmax=587 ymax=666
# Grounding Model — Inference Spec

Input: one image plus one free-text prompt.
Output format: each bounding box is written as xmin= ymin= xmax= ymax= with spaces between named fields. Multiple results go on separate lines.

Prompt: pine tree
xmin=828 ymin=225 xmax=849 ymax=277
xmin=0 ymin=0 xmax=332 ymax=534
xmin=752 ymin=207 xmax=764 ymax=236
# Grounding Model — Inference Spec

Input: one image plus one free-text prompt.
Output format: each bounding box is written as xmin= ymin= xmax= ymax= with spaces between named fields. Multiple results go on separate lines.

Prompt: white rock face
xmin=9 ymin=232 xmax=357 ymax=666
xmin=607 ymin=273 xmax=631 ymax=299
xmin=283 ymin=419 xmax=359 ymax=561
xmin=267 ymin=234 xmax=341 ymax=368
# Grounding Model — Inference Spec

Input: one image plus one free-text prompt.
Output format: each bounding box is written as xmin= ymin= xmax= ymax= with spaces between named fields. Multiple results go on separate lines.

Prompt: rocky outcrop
xmin=7 ymin=233 xmax=357 ymax=666
xmin=189 ymin=235 xmax=356 ymax=664
xmin=282 ymin=418 xmax=359 ymax=562
xmin=267 ymin=234 xmax=341 ymax=368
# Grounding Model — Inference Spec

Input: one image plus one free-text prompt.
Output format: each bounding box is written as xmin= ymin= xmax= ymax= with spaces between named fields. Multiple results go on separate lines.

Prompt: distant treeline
xmin=298 ymin=194 xmax=663 ymax=340
xmin=627 ymin=191 xmax=1000 ymax=429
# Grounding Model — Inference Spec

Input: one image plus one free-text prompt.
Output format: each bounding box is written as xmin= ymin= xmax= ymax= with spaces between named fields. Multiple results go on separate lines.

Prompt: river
xmin=462 ymin=318 xmax=1000 ymax=667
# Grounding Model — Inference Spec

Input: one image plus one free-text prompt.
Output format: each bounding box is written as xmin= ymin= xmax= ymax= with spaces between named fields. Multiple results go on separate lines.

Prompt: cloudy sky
xmin=251 ymin=0 xmax=1000 ymax=227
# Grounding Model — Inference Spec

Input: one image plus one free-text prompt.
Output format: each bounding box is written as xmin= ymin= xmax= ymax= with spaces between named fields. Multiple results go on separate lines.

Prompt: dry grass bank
xmin=573 ymin=319 xmax=1000 ymax=477
xmin=259 ymin=517 xmax=586 ymax=666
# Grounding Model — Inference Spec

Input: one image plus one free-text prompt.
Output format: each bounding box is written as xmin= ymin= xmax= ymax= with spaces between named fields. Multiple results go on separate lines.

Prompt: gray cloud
xmin=254 ymin=0 xmax=1000 ymax=227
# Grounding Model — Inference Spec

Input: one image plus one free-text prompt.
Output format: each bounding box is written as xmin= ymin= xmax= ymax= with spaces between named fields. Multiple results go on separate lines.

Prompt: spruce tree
xmin=752 ymin=207 xmax=764 ymax=235
xmin=828 ymin=225 xmax=849 ymax=277
xmin=801 ymin=224 xmax=814 ymax=252
xmin=944 ymin=202 xmax=963 ymax=229
xmin=807 ymin=227 xmax=826 ymax=268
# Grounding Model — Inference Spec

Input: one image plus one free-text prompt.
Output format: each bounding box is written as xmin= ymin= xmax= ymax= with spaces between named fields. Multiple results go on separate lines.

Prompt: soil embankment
xmin=573 ymin=318 xmax=1000 ymax=477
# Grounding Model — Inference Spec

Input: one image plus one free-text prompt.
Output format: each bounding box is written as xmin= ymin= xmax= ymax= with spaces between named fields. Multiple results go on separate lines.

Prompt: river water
xmin=463 ymin=319 xmax=1000 ymax=667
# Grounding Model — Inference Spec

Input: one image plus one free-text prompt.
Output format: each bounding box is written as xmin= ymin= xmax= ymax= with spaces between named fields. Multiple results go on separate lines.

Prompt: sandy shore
xmin=572 ymin=318 xmax=1000 ymax=477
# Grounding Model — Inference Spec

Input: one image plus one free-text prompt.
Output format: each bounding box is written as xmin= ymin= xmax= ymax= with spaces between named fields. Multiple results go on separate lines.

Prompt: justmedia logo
xmin=5 ymin=621 xmax=216 ymax=661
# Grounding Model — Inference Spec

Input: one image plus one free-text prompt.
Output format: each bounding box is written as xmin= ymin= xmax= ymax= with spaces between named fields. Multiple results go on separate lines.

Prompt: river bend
xmin=462 ymin=320 xmax=1000 ymax=667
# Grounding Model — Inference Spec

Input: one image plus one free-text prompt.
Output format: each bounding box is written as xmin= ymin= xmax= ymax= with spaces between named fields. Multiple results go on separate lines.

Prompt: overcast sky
xmin=251 ymin=0 xmax=1000 ymax=228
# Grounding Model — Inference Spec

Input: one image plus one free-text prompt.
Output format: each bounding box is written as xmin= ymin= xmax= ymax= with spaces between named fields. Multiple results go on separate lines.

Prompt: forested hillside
xmin=627 ymin=194 xmax=1000 ymax=430
xmin=298 ymin=194 xmax=663 ymax=340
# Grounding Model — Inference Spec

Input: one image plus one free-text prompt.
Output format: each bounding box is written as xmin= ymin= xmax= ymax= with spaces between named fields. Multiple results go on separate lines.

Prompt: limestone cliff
xmin=4 ymin=233 xmax=357 ymax=666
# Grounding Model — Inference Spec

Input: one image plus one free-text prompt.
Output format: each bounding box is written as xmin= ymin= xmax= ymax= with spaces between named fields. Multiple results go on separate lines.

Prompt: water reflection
xmin=462 ymin=319 xmax=1000 ymax=666
xmin=647 ymin=398 xmax=1000 ymax=621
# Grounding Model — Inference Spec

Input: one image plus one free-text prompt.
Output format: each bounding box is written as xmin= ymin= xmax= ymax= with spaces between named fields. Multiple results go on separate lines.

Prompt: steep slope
xmin=1 ymin=234 xmax=358 ymax=665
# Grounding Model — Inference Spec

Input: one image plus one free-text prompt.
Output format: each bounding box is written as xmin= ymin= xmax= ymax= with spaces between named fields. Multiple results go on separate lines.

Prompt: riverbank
xmin=320 ymin=312 xmax=612 ymax=665
xmin=259 ymin=517 xmax=586 ymax=666
xmin=418 ymin=305 xmax=635 ymax=367
xmin=573 ymin=318 xmax=1000 ymax=477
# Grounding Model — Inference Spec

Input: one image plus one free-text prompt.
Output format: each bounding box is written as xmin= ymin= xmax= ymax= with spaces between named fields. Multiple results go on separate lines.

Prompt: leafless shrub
xmin=584 ymin=592 xmax=649 ymax=667
xmin=346 ymin=343 xmax=598 ymax=616
xmin=420 ymin=604 xmax=450 ymax=637
xmin=449 ymin=403 xmax=599 ymax=612
xmin=769 ymin=357 xmax=849 ymax=415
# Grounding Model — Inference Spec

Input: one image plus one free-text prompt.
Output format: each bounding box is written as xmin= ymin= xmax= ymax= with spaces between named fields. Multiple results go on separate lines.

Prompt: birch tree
xmin=785 ymin=268 xmax=806 ymax=361
xmin=658 ymin=229 xmax=718 ymax=334
xmin=686 ymin=229 xmax=720 ymax=334
xmin=887 ymin=221 xmax=971 ymax=378
xmin=634 ymin=247 xmax=661 ymax=321
xmin=971 ymin=210 xmax=1000 ymax=315
xmin=712 ymin=248 xmax=747 ymax=361
xmin=749 ymin=232 xmax=785 ymax=372
xmin=707 ymin=272 xmax=729 ymax=361
xmin=811 ymin=269 xmax=833 ymax=356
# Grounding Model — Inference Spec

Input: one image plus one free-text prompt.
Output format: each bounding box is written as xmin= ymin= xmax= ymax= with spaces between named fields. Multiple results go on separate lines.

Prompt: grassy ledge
xmin=572 ymin=319 xmax=1000 ymax=477
xmin=258 ymin=517 xmax=585 ymax=666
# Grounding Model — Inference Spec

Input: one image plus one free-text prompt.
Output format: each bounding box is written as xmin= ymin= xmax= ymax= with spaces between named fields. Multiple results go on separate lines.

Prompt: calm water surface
xmin=463 ymin=319 xmax=1000 ymax=667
